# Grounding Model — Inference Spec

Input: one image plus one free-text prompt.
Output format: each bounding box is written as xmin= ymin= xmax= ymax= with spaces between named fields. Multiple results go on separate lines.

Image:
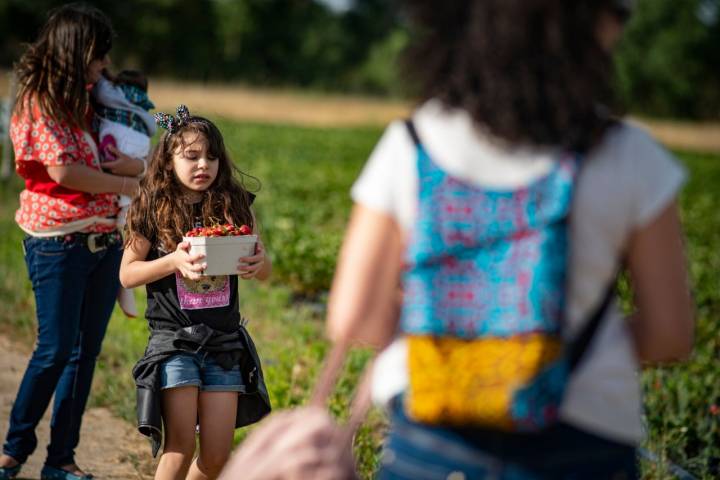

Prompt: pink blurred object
xmin=117 ymin=287 xmax=138 ymax=318
xmin=99 ymin=134 xmax=117 ymax=162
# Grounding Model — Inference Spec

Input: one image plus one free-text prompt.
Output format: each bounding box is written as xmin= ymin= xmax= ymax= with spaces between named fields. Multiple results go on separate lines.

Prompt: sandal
xmin=41 ymin=465 xmax=94 ymax=480
xmin=0 ymin=464 xmax=21 ymax=480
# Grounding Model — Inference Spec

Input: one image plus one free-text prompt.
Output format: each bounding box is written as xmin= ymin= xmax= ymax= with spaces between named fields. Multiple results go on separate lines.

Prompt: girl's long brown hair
xmin=14 ymin=3 xmax=113 ymax=128
xmin=125 ymin=117 xmax=257 ymax=251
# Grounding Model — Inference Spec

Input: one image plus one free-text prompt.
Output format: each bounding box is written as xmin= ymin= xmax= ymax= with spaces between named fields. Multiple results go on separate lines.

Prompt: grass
xmin=1 ymin=123 xmax=719 ymax=479
xmin=641 ymin=151 xmax=720 ymax=479
xmin=0 ymin=121 xmax=386 ymax=479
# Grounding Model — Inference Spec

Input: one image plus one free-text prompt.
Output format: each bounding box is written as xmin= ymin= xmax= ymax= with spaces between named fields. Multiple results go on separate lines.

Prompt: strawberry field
xmin=0 ymin=119 xmax=718 ymax=478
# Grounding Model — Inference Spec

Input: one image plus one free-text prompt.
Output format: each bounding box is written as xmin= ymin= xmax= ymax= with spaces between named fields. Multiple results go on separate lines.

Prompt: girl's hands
xmin=172 ymin=241 xmax=206 ymax=280
xmin=172 ymin=240 xmax=267 ymax=281
xmin=238 ymin=239 xmax=267 ymax=280
xmin=103 ymin=145 xmax=145 ymax=176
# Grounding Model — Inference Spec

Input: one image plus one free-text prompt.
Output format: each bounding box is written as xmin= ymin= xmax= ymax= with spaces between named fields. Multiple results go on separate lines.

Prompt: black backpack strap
xmin=404 ymin=118 xmax=422 ymax=147
xmin=567 ymin=272 xmax=619 ymax=371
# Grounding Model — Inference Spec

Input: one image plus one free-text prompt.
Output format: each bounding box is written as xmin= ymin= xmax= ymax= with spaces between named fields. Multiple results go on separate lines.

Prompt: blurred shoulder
xmin=589 ymin=119 xmax=680 ymax=170
xmin=581 ymin=119 xmax=687 ymax=229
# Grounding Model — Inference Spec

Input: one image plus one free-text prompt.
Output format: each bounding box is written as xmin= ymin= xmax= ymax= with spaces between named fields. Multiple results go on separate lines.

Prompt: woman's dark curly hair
xmin=403 ymin=0 xmax=623 ymax=153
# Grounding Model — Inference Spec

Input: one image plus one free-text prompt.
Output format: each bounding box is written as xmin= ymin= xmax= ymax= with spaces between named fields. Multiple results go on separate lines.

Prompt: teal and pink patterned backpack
xmin=400 ymin=120 xmax=615 ymax=431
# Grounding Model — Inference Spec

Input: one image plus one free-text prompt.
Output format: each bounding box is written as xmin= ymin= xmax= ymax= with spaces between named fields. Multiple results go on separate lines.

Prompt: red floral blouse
xmin=11 ymin=102 xmax=118 ymax=234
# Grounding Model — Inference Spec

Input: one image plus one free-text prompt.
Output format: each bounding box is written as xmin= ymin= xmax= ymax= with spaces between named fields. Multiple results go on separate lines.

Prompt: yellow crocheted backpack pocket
xmin=405 ymin=334 xmax=563 ymax=429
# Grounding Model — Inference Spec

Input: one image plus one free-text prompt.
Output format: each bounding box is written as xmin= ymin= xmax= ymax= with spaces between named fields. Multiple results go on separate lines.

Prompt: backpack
xmin=400 ymin=119 xmax=614 ymax=432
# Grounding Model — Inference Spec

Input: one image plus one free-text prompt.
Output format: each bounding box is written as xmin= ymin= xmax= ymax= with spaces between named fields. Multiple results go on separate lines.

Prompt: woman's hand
xmin=219 ymin=407 xmax=355 ymax=480
xmin=172 ymin=241 xmax=206 ymax=280
xmin=238 ymin=239 xmax=270 ymax=280
xmin=102 ymin=145 xmax=145 ymax=176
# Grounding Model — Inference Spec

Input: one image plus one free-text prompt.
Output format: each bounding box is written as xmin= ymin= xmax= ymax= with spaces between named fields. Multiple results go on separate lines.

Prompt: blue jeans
xmin=3 ymin=235 xmax=121 ymax=467
xmin=160 ymin=352 xmax=246 ymax=392
xmin=378 ymin=397 xmax=637 ymax=480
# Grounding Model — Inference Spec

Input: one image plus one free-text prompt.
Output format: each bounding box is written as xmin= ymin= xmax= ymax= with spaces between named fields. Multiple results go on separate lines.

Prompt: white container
xmin=183 ymin=234 xmax=258 ymax=276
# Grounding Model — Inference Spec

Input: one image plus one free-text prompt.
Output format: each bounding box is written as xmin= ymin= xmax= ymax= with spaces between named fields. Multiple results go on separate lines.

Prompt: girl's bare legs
xmin=187 ymin=392 xmax=238 ymax=480
xmin=155 ymin=386 xmax=199 ymax=480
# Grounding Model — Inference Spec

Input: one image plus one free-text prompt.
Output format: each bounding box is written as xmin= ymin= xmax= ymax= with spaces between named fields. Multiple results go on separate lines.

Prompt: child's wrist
xmin=167 ymin=250 xmax=180 ymax=271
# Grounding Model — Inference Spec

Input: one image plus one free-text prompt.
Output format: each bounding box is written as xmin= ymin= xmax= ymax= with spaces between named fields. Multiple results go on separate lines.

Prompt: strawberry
xmin=185 ymin=222 xmax=252 ymax=237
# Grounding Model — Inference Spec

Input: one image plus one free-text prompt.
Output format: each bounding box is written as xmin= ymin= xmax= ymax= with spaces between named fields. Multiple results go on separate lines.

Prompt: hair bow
xmin=154 ymin=104 xmax=192 ymax=134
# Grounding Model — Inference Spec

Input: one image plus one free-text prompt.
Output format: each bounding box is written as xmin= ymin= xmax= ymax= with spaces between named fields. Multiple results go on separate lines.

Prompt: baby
xmin=93 ymin=70 xmax=156 ymax=316
xmin=93 ymin=69 xmax=156 ymax=225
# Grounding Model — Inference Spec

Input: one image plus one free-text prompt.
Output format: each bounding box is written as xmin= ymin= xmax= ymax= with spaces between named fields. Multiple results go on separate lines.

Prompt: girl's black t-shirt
xmin=143 ymin=194 xmax=255 ymax=333
xmin=144 ymin=247 xmax=241 ymax=333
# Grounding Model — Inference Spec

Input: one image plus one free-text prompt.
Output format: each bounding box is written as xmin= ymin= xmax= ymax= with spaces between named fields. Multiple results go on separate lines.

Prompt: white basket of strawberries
xmin=183 ymin=223 xmax=257 ymax=276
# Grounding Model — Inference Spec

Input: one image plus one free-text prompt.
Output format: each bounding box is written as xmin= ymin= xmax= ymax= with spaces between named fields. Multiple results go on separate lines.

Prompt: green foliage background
xmin=0 ymin=0 xmax=718 ymax=477
xmin=1 ymin=0 xmax=719 ymax=117
xmin=614 ymin=0 xmax=720 ymax=119
xmin=0 ymin=0 xmax=402 ymax=94
xmin=1 ymin=121 xmax=719 ymax=478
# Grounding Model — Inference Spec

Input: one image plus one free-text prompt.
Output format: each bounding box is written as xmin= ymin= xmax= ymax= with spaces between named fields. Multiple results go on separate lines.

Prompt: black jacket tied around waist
xmin=132 ymin=322 xmax=271 ymax=456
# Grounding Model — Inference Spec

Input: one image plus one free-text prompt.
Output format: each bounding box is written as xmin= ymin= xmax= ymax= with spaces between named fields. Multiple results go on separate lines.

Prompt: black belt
xmin=37 ymin=230 xmax=122 ymax=253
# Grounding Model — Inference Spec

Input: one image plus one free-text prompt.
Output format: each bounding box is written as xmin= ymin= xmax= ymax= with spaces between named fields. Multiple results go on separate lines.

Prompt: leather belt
xmin=39 ymin=230 xmax=122 ymax=253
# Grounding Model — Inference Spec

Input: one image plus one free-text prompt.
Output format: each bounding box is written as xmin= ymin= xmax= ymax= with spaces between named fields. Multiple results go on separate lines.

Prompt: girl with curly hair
xmin=120 ymin=108 xmax=271 ymax=480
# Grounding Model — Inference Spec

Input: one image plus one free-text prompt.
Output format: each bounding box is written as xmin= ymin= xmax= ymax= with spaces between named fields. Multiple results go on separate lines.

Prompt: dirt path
xmin=0 ymin=335 xmax=156 ymax=479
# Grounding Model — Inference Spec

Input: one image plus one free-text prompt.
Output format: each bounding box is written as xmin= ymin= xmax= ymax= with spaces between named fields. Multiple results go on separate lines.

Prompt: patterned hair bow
xmin=154 ymin=104 xmax=192 ymax=134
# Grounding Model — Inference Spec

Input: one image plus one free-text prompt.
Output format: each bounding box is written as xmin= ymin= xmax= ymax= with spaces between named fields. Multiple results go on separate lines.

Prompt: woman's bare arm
xmin=46 ymin=164 xmax=138 ymax=195
xmin=326 ymin=204 xmax=404 ymax=349
xmin=627 ymin=200 xmax=695 ymax=363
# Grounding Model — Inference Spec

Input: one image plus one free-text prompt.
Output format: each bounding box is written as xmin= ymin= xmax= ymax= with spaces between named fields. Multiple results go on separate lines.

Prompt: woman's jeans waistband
xmin=22 ymin=230 xmax=122 ymax=254
xmin=378 ymin=397 xmax=638 ymax=480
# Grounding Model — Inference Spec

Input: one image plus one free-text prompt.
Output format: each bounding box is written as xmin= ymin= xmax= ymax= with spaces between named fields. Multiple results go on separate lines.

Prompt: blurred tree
xmin=213 ymin=0 xmax=252 ymax=78
xmin=0 ymin=0 xmax=717 ymax=118
xmin=97 ymin=0 xmax=223 ymax=81
xmin=0 ymin=0 xmax=402 ymax=91
xmin=232 ymin=0 xmax=345 ymax=86
xmin=615 ymin=0 xmax=720 ymax=118
xmin=0 ymin=0 xmax=59 ymax=66
xmin=337 ymin=0 xmax=405 ymax=94
xmin=346 ymin=28 xmax=408 ymax=96
xmin=339 ymin=0 xmax=400 ymax=73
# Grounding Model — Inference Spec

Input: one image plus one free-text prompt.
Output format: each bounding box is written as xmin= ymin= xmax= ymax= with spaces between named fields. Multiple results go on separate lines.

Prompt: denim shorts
xmin=160 ymin=352 xmax=245 ymax=392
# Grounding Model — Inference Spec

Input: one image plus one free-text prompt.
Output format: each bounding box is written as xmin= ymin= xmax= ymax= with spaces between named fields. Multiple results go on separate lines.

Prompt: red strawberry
xmin=186 ymin=222 xmax=252 ymax=237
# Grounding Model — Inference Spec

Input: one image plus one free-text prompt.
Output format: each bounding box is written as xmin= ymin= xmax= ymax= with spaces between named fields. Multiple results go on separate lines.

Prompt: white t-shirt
xmin=351 ymin=99 xmax=686 ymax=445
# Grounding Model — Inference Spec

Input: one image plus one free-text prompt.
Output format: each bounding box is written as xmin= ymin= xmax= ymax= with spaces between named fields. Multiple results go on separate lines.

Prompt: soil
xmin=0 ymin=335 xmax=156 ymax=479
